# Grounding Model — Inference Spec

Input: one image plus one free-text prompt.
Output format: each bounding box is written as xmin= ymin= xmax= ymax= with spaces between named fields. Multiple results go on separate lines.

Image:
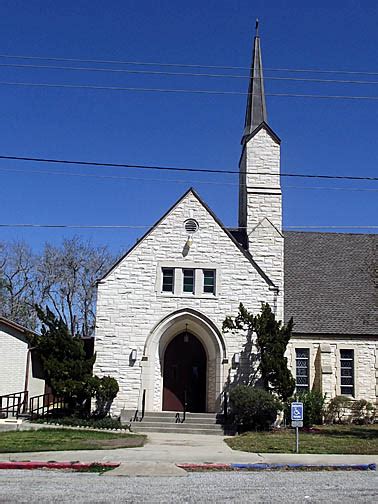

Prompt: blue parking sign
xmin=291 ymin=402 xmax=304 ymax=421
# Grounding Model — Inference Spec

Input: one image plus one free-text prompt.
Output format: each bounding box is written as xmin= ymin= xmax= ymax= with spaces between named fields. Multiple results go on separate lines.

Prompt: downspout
xmin=269 ymin=286 xmax=279 ymax=316
xmin=24 ymin=348 xmax=31 ymax=395
xmin=23 ymin=346 xmax=36 ymax=413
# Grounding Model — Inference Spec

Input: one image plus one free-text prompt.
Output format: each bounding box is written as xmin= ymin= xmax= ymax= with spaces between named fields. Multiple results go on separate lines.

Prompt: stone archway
xmin=141 ymin=309 xmax=226 ymax=412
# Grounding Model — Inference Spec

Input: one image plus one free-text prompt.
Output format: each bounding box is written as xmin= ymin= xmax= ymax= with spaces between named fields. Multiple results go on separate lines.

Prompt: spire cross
xmin=255 ymin=18 xmax=259 ymax=37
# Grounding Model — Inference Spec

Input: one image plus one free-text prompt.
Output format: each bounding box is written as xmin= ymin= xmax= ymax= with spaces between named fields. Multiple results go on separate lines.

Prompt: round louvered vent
xmin=184 ymin=219 xmax=199 ymax=234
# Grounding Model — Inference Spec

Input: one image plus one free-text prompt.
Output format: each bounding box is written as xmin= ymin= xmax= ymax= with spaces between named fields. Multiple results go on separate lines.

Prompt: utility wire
xmin=0 ymin=223 xmax=376 ymax=230
xmin=0 ymin=154 xmax=377 ymax=181
xmin=1 ymin=53 xmax=378 ymax=76
xmin=2 ymin=80 xmax=378 ymax=100
xmin=0 ymin=166 xmax=377 ymax=192
xmin=2 ymin=61 xmax=378 ymax=86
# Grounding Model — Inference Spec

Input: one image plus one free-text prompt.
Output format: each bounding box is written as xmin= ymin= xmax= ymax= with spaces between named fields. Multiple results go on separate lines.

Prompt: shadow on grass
xmin=317 ymin=425 xmax=378 ymax=440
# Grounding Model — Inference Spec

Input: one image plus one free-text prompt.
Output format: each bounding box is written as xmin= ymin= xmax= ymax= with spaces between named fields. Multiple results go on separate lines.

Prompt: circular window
xmin=184 ymin=219 xmax=199 ymax=235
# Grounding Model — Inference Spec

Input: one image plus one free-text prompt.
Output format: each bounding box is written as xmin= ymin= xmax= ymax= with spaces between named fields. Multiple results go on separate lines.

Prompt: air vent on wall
xmin=184 ymin=219 xmax=199 ymax=235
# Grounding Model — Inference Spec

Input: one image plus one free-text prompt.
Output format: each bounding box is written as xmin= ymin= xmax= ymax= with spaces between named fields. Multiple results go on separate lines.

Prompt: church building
xmin=94 ymin=29 xmax=377 ymax=416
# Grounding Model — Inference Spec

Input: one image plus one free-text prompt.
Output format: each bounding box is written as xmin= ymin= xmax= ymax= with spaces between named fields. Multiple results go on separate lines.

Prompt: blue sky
xmin=0 ymin=1 xmax=377 ymax=254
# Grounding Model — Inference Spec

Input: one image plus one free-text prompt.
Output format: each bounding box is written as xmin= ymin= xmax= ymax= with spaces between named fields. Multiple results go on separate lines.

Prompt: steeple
xmin=241 ymin=19 xmax=268 ymax=144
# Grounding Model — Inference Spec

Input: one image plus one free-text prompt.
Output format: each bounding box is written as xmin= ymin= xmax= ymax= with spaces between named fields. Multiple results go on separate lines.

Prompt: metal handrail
xmin=223 ymin=391 xmax=228 ymax=423
xmin=141 ymin=389 xmax=146 ymax=421
xmin=175 ymin=390 xmax=187 ymax=424
xmin=182 ymin=390 xmax=187 ymax=423
xmin=29 ymin=393 xmax=67 ymax=420
xmin=132 ymin=389 xmax=146 ymax=422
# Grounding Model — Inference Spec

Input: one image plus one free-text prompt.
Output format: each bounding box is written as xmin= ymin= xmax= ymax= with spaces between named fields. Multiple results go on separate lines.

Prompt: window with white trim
xmin=340 ymin=349 xmax=354 ymax=396
xmin=295 ymin=348 xmax=310 ymax=393
xmin=203 ymin=269 xmax=216 ymax=294
xmin=159 ymin=266 xmax=217 ymax=296
xmin=162 ymin=268 xmax=174 ymax=293
xmin=183 ymin=269 xmax=195 ymax=294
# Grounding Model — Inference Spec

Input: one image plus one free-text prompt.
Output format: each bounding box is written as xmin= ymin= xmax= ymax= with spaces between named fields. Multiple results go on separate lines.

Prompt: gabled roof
xmin=98 ymin=187 xmax=275 ymax=287
xmin=0 ymin=316 xmax=36 ymax=339
xmin=284 ymin=232 xmax=378 ymax=335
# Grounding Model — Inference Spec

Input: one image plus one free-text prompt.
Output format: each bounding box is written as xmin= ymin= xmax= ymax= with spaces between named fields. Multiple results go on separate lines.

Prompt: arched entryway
xmin=162 ymin=332 xmax=207 ymax=412
xmin=142 ymin=309 xmax=227 ymax=412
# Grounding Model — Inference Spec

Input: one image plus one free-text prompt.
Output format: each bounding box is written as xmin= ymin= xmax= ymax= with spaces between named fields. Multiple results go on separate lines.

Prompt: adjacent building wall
xmin=0 ymin=322 xmax=45 ymax=399
xmin=0 ymin=323 xmax=28 ymax=396
xmin=287 ymin=336 xmax=377 ymax=403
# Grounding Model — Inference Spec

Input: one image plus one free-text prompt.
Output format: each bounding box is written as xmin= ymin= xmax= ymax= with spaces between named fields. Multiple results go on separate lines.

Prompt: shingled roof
xmin=284 ymin=232 xmax=377 ymax=335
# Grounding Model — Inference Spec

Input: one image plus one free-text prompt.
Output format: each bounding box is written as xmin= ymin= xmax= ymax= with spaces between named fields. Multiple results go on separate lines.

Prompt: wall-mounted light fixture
xmin=130 ymin=349 xmax=137 ymax=362
xmin=184 ymin=323 xmax=189 ymax=343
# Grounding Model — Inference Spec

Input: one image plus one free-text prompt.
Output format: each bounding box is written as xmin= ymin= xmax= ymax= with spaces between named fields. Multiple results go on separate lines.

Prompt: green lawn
xmin=225 ymin=424 xmax=378 ymax=455
xmin=0 ymin=428 xmax=146 ymax=453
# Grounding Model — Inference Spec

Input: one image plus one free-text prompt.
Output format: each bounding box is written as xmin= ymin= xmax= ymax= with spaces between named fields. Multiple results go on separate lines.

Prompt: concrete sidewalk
xmin=1 ymin=431 xmax=377 ymax=466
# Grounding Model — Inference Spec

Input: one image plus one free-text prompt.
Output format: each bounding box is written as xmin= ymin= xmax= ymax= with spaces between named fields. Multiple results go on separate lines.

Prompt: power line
xmin=1 ymin=52 xmax=378 ymax=76
xmin=0 ymin=154 xmax=377 ymax=181
xmin=2 ymin=61 xmax=378 ymax=86
xmin=0 ymin=223 xmax=376 ymax=230
xmin=2 ymin=79 xmax=378 ymax=100
xmin=0 ymin=166 xmax=377 ymax=192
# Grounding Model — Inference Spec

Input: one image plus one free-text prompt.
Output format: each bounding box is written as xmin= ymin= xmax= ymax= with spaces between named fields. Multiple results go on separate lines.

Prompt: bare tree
xmin=0 ymin=241 xmax=39 ymax=328
xmin=37 ymin=237 xmax=114 ymax=337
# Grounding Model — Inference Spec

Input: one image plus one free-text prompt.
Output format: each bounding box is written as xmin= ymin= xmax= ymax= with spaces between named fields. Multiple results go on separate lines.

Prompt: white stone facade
xmin=287 ymin=337 xmax=377 ymax=403
xmin=239 ymin=127 xmax=284 ymax=310
xmin=94 ymin=190 xmax=279 ymax=415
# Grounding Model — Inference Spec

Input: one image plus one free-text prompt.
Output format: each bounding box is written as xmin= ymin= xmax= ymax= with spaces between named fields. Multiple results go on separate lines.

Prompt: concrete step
xmin=130 ymin=423 xmax=224 ymax=436
xmin=121 ymin=409 xmax=225 ymax=435
xmin=122 ymin=410 xmax=219 ymax=420
xmin=138 ymin=416 xmax=220 ymax=425
xmin=0 ymin=417 xmax=22 ymax=425
xmin=131 ymin=420 xmax=222 ymax=430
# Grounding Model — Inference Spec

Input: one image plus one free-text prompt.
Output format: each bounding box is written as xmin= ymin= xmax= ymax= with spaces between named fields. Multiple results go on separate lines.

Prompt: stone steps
xmin=121 ymin=410 xmax=225 ymax=436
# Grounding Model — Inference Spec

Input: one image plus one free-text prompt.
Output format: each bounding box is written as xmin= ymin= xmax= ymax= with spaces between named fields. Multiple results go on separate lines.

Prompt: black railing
xmin=175 ymin=390 xmax=187 ymax=423
xmin=132 ymin=389 xmax=146 ymax=422
xmin=223 ymin=391 xmax=228 ymax=423
xmin=29 ymin=393 xmax=67 ymax=420
xmin=0 ymin=391 xmax=28 ymax=419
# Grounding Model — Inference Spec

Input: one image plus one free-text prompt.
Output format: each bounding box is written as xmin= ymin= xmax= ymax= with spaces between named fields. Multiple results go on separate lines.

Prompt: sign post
xmin=291 ymin=402 xmax=304 ymax=454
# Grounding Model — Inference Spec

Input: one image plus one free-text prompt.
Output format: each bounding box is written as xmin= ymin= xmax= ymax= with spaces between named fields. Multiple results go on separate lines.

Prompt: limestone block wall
xmin=94 ymin=191 xmax=277 ymax=415
xmin=239 ymin=127 xmax=283 ymax=309
xmin=287 ymin=336 xmax=377 ymax=403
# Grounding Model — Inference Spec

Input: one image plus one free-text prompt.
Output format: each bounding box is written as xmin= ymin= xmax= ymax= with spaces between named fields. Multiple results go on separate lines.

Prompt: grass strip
xmin=225 ymin=424 xmax=378 ymax=455
xmin=0 ymin=428 xmax=146 ymax=453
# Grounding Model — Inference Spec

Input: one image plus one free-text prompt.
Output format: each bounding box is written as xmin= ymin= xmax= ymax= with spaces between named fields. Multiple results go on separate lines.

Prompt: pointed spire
xmin=241 ymin=19 xmax=268 ymax=144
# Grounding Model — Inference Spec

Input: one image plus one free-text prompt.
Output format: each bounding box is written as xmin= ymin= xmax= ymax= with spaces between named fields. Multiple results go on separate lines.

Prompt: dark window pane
xmin=203 ymin=270 xmax=215 ymax=294
xmin=296 ymin=349 xmax=309 ymax=359
xmin=340 ymin=349 xmax=354 ymax=396
xmin=340 ymin=349 xmax=353 ymax=360
xmin=183 ymin=269 xmax=194 ymax=293
xmin=295 ymin=348 xmax=309 ymax=392
xmin=296 ymin=376 xmax=308 ymax=385
xmin=162 ymin=268 xmax=174 ymax=292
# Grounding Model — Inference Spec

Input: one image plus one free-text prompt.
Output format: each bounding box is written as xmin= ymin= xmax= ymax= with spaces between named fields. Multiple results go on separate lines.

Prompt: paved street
xmin=0 ymin=470 xmax=377 ymax=503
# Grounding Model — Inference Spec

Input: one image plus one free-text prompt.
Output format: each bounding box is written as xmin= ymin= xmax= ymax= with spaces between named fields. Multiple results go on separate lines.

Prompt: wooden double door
xmin=162 ymin=332 xmax=207 ymax=413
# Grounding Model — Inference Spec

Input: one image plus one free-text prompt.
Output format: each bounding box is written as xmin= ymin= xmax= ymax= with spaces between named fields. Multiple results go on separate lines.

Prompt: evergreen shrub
xmin=229 ymin=385 xmax=281 ymax=431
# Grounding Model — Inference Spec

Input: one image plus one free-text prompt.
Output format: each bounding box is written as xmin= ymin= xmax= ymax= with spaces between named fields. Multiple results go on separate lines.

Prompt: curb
xmin=0 ymin=461 xmax=120 ymax=471
xmin=178 ymin=463 xmax=377 ymax=472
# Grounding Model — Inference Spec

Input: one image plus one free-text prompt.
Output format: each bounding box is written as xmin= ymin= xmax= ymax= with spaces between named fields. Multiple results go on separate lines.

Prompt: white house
xmin=0 ymin=316 xmax=45 ymax=401
xmin=94 ymin=29 xmax=377 ymax=416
